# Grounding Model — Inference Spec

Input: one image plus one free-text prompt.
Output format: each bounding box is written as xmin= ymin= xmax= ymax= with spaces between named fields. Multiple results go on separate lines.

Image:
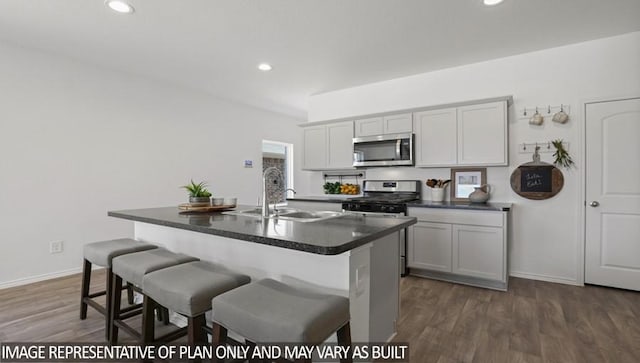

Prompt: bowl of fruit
xmin=323 ymin=182 xmax=360 ymax=195
xmin=340 ymin=183 xmax=360 ymax=195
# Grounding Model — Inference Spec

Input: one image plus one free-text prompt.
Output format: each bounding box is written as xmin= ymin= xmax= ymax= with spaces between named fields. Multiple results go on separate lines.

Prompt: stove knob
xmin=380 ymin=205 xmax=388 ymax=212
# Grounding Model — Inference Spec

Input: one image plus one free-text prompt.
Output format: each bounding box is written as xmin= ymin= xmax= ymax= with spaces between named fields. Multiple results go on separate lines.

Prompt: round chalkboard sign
xmin=510 ymin=161 xmax=564 ymax=200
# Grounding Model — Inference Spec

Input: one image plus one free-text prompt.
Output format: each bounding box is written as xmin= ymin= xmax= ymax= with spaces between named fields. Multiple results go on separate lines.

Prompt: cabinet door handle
xmin=589 ymin=201 xmax=600 ymax=207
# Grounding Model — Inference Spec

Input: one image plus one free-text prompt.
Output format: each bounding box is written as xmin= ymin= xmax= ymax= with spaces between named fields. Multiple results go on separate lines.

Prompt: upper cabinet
xmin=302 ymin=121 xmax=354 ymax=170
xmin=456 ymin=102 xmax=508 ymax=165
xmin=354 ymin=117 xmax=383 ymax=137
xmin=355 ymin=113 xmax=412 ymax=137
xmin=414 ymin=101 xmax=508 ymax=167
xmin=327 ymin=122 xmax=355 ymax=168
xmin=302 ymin=125 xmax=327 ymax=170
xmin=414 ymin=108 xmax=458 ymax=167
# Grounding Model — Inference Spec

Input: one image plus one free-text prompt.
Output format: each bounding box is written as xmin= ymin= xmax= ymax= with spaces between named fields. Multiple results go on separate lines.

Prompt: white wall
xmin=307 ymin=32 xmax=640 ymax=285
xmin=0 ymin=42 xmax=303 ymax=287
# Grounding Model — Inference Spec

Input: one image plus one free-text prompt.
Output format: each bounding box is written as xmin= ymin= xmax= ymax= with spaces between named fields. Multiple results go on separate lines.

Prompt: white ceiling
xmin=1 ymin=0 xmax=639 ymax=118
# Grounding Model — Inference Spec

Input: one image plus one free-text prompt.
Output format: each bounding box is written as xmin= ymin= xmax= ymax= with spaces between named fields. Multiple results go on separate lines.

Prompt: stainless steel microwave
xmin=352 ymin=133 xmax=414 ymax=167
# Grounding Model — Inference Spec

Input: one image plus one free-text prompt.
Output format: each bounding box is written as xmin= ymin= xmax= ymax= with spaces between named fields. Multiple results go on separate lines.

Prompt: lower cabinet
xmin=408 ymin=222 xmax=452 ymax=272
xmin=452 ymin=225 xmax=504 ymax=281
xmin=407 ymin=207 xmax=508 ymax=290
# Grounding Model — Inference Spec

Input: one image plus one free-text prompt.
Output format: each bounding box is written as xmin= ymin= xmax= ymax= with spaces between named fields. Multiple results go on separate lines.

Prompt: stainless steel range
xmin=342 ymin=180 xmax=421 ymax=277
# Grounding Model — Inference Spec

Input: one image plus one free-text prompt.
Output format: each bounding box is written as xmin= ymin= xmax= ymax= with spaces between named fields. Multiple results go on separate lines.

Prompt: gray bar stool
xmin=80 ymin=238 xmax=158 ymax=340
xmin=109 ymin=248 xmax=198 ymax=344
xmin=211 ymin=278 xmax=352 ymax=363
xmin=141 ymin=261 xmax=251 ymax=346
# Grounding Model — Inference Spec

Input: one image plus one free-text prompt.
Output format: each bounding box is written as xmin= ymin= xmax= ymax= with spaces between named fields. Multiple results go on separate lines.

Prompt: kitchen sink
xmin=229 ymin=207 xmax=297 ymax=216
xmin=224 ymin=208 xmax=344 ymax=222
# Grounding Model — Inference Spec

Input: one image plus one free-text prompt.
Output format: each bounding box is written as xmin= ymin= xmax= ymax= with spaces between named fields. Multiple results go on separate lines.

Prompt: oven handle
xmin=343 ymin=210 xmax=405 ymax=217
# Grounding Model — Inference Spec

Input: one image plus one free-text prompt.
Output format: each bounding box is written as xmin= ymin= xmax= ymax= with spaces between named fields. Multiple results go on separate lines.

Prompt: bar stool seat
xmin=212 ymin=279 xmax=350 ymax=344
xmin=143 ymin=261 xmax=251 ymax=317
xmin=84 ymin=238 xmax=158 ymax=268
xmin=112 ymin=248 xmax=198 ymax=287
xmin=109 ymin=248 xmax=199 ymax=344
xmin=141 ymin=261 xmax=251 ymax=345
xmin=80 ymin=238 xmax=158 ymax=340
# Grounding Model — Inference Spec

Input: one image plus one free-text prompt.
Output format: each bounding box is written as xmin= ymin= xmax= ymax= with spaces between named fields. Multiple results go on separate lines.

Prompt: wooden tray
xmin=178 ymin=204 xmax=236 ymax=213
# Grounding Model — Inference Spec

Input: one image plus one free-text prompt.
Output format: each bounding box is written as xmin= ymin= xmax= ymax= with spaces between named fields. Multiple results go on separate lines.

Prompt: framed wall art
xmin=450 ymin=167 xmax=487 ymax=202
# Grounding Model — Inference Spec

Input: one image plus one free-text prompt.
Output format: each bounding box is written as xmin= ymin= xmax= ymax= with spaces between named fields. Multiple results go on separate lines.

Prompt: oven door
xmin=353 ymin=133 xmax=413 ymax=167
xmin=343 ymin=210 xmax=408 ymax=277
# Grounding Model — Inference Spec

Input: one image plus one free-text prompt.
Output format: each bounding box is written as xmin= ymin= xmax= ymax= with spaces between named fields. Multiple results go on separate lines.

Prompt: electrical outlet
xmin=50 ymin=241 xmax=64 ymax=254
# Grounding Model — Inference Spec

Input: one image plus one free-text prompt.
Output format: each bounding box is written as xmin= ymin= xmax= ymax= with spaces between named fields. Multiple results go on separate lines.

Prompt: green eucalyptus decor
xmin=551 ymin=139 xmax=574 ymax=169
xmin=181 ymin=180 xmax=212 ymax=206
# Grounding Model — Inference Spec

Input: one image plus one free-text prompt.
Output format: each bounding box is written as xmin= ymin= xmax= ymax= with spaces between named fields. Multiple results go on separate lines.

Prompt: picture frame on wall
xmin=450 ymin=167 xmax=487 ymax=202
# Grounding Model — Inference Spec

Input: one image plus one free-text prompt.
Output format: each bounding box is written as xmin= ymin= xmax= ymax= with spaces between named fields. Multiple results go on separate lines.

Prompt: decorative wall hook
xmin=519 ymin=141 xmax=570 ymax=154
xmin=519 ymin=105 xmax=571 ymax=122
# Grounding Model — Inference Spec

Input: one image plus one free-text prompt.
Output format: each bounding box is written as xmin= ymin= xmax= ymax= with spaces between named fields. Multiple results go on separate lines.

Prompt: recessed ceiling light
xmin=483 ymin=0 xmax=504 ymax=5
xmin=257 ymin=63 xmax=273 ymax=72
xmin=105 ymin=0 xmax=135 ymax=14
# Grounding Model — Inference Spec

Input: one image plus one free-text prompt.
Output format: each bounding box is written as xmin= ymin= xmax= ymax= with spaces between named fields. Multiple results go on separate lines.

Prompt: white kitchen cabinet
xmin=407 ymin=207 xmax=508 ymax=290
xmin=407 ymin=222 xmax=452 ymax=272
xmin=355 ymin=117 xmax=384 ymax=137
xmin=327 ymin=122 xmax=355 ymax=168
xmin=414 ymin=108 xmax=458 ymax=166
xmin=302 ymin=126 xmax=327 ymax=170
xmin=457 ymin=101 xmax=508 ymax=165
xmin=354 ymin=113 xmax=412 ymax=137
xmin=413 ymin=100 xmax=508 ymax=167
xmin=302 ymin=121 xmax=354 ymax=170
xmin=383 ymin=113 xmax=413 ymax=134
xmin=452 ymin=224 xmax=504 ymax=281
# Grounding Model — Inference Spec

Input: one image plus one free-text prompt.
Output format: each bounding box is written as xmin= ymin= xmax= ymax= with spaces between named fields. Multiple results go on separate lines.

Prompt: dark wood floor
xmin=1 ymin=271 xmax=639 ymax=362
xmin=395 ymin=276 xmax=640 ymax=363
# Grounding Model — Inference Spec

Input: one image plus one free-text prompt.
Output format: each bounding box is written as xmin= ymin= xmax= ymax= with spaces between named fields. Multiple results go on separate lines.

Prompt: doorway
xmin=262 ymin=140 xmax=294 ymax=204
xmin=584 ymin=97 xmax=640 ymax=291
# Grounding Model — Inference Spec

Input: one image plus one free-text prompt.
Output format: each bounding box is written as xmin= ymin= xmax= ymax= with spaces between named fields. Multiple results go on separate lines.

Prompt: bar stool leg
xmin=336 ymin=322 xmax=352 ymax=363
xmin=162 ymin=307 xmax=170 ymax=325
xmin=109 ymin=274 xmax=123 ymax=345
xmin=155 ymin=306 xmax=170 ymax=325
xmin=186 ymin=315 xmax=206 ymax=363
xmin=141 ymin=295 xmax=156 ymax=345
xmin=188 ymin=315 xmax=206 ymax=346
xmin=104 ymin=268 xmax=114 ymax=341
xmin=126 ymin=283 xmax=135 ymax=305
xmin=211 ymin=322 xmax=228 ymax=363
xmin=79 ymin=259 xmax=91 ymax=320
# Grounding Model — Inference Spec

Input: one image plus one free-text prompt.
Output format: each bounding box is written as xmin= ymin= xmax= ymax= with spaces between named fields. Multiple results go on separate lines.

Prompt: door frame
xmin=579 ymin=94 xmax=640 ymax=286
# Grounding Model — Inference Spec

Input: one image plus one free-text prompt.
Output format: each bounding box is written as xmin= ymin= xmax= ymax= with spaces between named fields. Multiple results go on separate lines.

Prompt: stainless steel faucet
xmin=262 ymin=167 xmax=284 ymax=218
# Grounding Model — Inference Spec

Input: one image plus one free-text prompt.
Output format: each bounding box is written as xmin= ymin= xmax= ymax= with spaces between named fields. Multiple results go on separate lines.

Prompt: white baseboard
xmin=0 ymin=266 xmax=102 ymax=290
xmin=509 ymin=271 xmax=582 ymax=286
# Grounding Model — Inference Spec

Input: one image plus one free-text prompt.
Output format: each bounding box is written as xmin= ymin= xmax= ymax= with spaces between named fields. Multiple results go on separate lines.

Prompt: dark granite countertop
xmin=287 ymin=196 xmax=353 ymax=203
xmin=408 ymin=200 xmax=512 ymax=211
xmin=108 ymin=206 xmax=416 ymax=255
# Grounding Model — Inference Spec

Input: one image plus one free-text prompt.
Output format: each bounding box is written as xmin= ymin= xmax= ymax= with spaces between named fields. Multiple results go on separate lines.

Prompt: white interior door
xmin=585 ymin=97 xmax=640 ymax=291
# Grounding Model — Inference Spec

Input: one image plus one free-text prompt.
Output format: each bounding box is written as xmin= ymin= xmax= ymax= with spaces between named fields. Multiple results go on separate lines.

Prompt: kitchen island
xmin=108 ymin=206 xmax=416 ymax=343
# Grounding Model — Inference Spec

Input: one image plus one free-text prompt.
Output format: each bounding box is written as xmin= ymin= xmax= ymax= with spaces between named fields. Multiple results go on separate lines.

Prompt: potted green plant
xmin=181 ymin=180 xmax=212 ymax=206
